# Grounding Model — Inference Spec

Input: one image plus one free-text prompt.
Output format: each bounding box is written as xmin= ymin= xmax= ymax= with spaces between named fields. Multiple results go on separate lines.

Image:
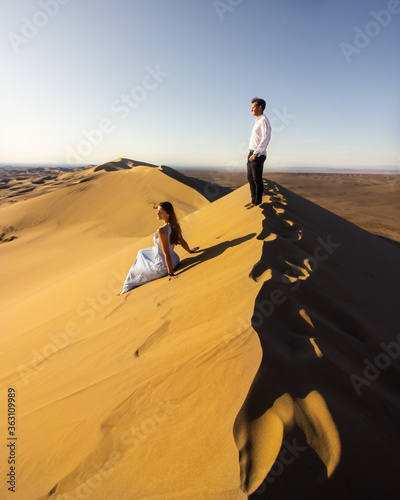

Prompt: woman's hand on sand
xmin=168 ymin=274 xmax=178 ymax=281
xmin=190 ymin=247 xmax=200 ymax=253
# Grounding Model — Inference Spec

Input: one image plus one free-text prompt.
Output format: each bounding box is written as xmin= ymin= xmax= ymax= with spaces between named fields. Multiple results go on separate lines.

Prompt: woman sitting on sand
xmin=120 ymin=202 xmax=199 ymax=295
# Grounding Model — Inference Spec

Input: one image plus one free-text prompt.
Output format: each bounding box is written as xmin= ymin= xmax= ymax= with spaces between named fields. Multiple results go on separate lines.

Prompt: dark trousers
xmin=247 ymin=150 xmax=266 ymax=205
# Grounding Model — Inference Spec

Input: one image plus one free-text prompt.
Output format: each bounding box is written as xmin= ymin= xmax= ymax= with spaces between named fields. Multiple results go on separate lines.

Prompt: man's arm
xmin=250 ymin=118 xmax=271 ymax=160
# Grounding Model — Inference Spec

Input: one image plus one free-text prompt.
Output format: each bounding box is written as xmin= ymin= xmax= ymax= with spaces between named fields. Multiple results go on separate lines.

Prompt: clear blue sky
xmin=1 ymin=0 xmax=399 ymax=170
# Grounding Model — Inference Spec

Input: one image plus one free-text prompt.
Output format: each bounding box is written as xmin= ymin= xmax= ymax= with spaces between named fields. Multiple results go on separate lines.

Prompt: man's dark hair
xmin=251 ymin=97 xmax=266 ymax=111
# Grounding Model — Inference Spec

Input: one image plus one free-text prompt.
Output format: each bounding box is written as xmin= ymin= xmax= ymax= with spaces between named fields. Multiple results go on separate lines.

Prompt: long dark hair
xmin=159 ymin=201 xmax=181 ymax=245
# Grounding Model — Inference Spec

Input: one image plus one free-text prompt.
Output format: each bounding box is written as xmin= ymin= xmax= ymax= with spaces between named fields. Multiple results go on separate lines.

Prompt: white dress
xmin=120 ymin=224 xmax=179 ymax=294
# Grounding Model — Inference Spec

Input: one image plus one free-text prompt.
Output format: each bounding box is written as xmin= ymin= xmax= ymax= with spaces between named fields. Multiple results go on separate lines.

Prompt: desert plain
xmin=0 ymin=158 xmax=399 ymax=499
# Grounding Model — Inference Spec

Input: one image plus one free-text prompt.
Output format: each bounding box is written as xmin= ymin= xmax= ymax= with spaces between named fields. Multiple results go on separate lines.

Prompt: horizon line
xmin=0 ymin=161 xmax=399 ymax=174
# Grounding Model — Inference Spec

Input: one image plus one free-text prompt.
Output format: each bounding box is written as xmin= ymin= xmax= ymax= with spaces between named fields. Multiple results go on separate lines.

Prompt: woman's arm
xmin=179 ymin=233 xmax=199 ymax=254
xmin=158 ymin=227 xmax=177 ymax=279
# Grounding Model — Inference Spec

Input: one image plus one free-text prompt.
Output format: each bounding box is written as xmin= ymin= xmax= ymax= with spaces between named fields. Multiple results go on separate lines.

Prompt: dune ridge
xmin=0 ymin=158 xmax=232 ymax=214
xmin=235 ymin=180 xmax=400 ymax=499
xmin=0 ymin=165 xmax=209 ymax=307
xmin=0 ymin=164 xmax=399 ymax=499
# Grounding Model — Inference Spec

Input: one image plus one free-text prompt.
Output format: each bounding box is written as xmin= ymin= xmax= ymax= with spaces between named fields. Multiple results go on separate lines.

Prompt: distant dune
xmin=0 ymin=158 xmax=231 ymax=208
xmin=93 ymin=157 xmax=158 ymax=171
xmin=0 ymin=161 xmax=399 ymax=499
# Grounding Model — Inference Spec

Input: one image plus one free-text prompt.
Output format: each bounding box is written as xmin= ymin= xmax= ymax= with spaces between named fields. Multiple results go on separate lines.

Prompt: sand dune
xmin=182 ymin=170 xmax=400 ymax=244
xmin=0 ymin=163 xmax=209 ymax=237
xmin=93 ymin=158 xmax=232 ymax=202
xmin=235 ymin=179 xmax=400 ymax=498
xmin=94 ymin=157 xmax=159 ymax=172
xmin=268 ymin=173 xmax=400 ymax=245
xmin=0 ymin=163 xmax=399 ymax=499
xmin=0 ymin=164 xmax=209 ymax=307
xmin=0 ymin=165 xmax=89 ymax=206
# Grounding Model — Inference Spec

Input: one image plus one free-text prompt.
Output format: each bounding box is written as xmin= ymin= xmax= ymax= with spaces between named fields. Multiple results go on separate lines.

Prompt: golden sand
xmin=0 ymin=161 xmax=399 ymax=499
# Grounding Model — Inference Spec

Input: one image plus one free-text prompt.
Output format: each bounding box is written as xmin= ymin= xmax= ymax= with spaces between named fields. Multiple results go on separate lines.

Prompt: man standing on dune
xmin=246 ymin=97 xmax=271 ymax=208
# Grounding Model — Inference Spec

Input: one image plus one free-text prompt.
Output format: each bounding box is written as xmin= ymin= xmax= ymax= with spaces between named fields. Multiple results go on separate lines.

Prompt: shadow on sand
xmin=175 ymin=233 xmax=257 ymax=275
xmin=234 ymin=179 xmax=400 ymax=500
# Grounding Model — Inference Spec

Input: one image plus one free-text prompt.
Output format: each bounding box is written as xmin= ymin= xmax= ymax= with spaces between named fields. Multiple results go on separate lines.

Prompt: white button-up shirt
xmin=249 ymin=114 xmax=271 ymax=156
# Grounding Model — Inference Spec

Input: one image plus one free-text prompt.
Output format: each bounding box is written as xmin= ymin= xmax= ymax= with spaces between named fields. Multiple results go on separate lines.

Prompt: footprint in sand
xmin=234 ymin=391 xmax=341 ymax=495
xmin=257 ymin=184 xmax=302 ymax=242
xmin=263 ymin=194 xmax=287 ymax=206
xmin=282 ymin=259 xmax=312 ymax=284
xmin=257 ymin=217 xmax=302 ymax=242
xmin=134 ymin=318 xmax=171 ymax=357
